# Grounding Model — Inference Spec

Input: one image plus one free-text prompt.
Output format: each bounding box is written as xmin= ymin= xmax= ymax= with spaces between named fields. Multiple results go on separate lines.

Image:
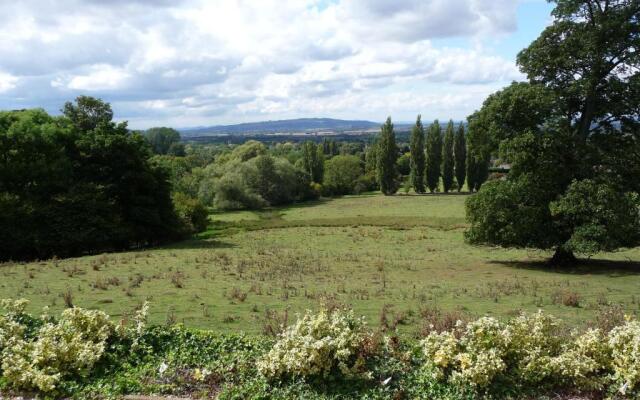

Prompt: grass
xmin=1 ymin=193 xmax=639 ymax=335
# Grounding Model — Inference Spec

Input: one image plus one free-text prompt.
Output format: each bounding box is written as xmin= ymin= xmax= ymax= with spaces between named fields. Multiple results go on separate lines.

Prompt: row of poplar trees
xmin=377 ymin=116 xmax=486 ymax=195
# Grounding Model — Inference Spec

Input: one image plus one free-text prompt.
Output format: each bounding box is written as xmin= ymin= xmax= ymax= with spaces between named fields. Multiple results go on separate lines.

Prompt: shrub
xmin=172 ymin=192 xmax=209 ymax=233
xmin=608 ymin=319 xmax=640 ymax=395
xmin=323 ymin=155 xmax=363 ymax=196
xmin=0 ymin=299 xmax=148 ymax=395
xmin=257 ymin=309 xmax=374 ymax=381
xmin=213 ymin=172 xmax=266 ymax=210
xmin=420 ymin=312 xmax=640 ymax=396
xmin=552 ymin=328 xmax=611 ymax=390
xmin=1 ymin=305 xmax=115 ymax=393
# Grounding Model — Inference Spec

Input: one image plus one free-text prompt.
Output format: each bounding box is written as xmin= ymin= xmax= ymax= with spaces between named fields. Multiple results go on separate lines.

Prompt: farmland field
xmin=2 ymin=193 xmax=639 ymax=335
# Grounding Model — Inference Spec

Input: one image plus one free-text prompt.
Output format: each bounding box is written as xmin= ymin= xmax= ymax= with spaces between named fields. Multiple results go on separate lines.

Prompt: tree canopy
xmin=0 ymin=98 xmax=183 ymax=260
xmin=465 ymin=0 xmax=640 ymax=264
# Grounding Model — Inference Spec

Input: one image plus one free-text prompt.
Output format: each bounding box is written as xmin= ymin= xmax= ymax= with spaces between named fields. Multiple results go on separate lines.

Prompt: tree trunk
xmin=549 ymin=247 xmax=577 ymax=267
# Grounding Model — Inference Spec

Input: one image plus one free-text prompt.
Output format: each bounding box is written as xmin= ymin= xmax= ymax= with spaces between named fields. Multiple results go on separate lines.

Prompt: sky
xmin=0 ymin=0 xmax=554 ymax=129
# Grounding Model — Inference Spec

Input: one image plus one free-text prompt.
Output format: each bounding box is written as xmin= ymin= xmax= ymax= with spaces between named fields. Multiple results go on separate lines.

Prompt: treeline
xmin=373 ymin=116 xmax=487 ymax=195
xmin=156 ymin=116 xmax=490 ymax=213
xmin=0 ymin=97 xmax=201 ymax=261
xmin=153 ymin=138 xmax=378 ymax=212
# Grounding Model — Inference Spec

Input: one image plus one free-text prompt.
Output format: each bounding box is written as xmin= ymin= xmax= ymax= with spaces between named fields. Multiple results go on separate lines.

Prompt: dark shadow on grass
xmin=163 ymin=238 xmax=237 ymax=250
xmin=490 ymin=258 xmax=640 ymax=276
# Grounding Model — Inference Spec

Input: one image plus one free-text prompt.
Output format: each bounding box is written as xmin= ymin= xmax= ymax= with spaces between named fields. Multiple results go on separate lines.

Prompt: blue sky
xmin=0 ymin=0 xmax=556 ymax=129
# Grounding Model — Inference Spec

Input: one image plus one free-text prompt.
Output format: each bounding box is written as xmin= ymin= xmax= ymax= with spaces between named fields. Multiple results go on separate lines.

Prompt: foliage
xmin=172 ymin=192 xmax=209 ymax=233
xmin=441 ymin=120 xmax=455 ymax=193
xmin=198 ymin=149 xmax=313 ymax=210
xmin=454 ymin=123 xmax=466 ymax=192
xmin=395 ymin=152 xmax=411 ymax=176
xmin=0 ymin=99 xmax=182 ymax=261
xmin=257 ymin=309 xmax=374 ymax=381
xmin=425 ymin=120 xmax=442 ymax=193
xmin=4 ymin=301 xmax=640 ymax=398
xmin=550 ymin=179 xmax=640 ymax=255
xmin=323 ymin=155 xmax=364 ymax=196
xmin=409 ymin=115 xmax=426 ymax=193
xmin=421 ymin=311 xmax=640 ymax=396
xmin=517 ymin=0 xmax=640 ymax=139
xmin=608 ymin=319 xmax=640 ymax=395
xmin=376 ymin=117 xmax=399 ymax=195
xmin=0 ymin=300 xmax=120 ymax=394
xmin=144 ymin=127 xmax=183 ymax=155
xmin=465 ymin=0 xmax=640 ymax=261
xmin=301 ymin=141 xmax=325 ymax=183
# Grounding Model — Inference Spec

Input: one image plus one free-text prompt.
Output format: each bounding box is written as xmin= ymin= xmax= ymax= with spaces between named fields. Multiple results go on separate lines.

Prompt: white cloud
xmin=66 ymin=65 xmax=131 ymax=91
xmin=0 ymin=0 xmax=529 ymax=127
xmin=0 ymin=72 xmax=18 ymax=93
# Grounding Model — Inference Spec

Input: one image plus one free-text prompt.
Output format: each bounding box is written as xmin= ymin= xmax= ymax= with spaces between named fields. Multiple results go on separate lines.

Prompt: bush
xmin=213 ymin=172 xmax=267 ymax=210
xmin=420 ymin=311 xmax=640 ymax=396
xmin=0 ymin=299 xmax=148 ymax=395
xmin=322 ymin=155 xmax=364 ymax=196
xmin=257 ymin=309 xmax=375 ymax=381
xmin=1 ymin=304 xmax=115 ymax=392
xmin=608 ymin=320 xmax=640 ymax=395
xmin=172 ymin=192 xmax=209 ymax=233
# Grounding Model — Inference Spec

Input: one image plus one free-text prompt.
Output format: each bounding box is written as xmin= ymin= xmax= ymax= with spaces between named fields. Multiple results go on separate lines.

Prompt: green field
xmin=2 ymin=193 xmax=639 ymax=335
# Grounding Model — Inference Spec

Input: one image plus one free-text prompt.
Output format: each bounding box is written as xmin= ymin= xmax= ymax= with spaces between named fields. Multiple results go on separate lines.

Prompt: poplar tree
xmin=376 ymin=117 xmax=399 ymax=195
xmin=454 ymin=122 xmax=466 ymax=192
xmin=441 ymin=120 xmax=455 ymax=193
xmin=409 ymin=115 xmax=425 ymax=193
xmin=301 ymin=141 xmax=324 ymax=183
xmin=425 ymin=120 xmax=442 ymax=193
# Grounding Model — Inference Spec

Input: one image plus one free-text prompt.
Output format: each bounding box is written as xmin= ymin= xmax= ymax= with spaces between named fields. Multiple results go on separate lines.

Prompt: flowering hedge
xmin=421 ymin=311 xmax=640 ymax=396
xmin=0 ymin=299 xmax=148 ymax=394
xmin=257 ymin=309 xmax=374 ymax=380
xmin=2 ymin=301 xmax=640 ymax=398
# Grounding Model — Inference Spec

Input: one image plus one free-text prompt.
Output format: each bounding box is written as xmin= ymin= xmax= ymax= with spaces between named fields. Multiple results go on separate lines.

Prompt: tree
xmin=0 ymin=97 xmax=183 ymax=260
xmin=301 ymin=141 xmax=324 ymax=183
xmin=409 ymin=115 xmax=426 ymax=193
xmin=396 ymin=152 xmax=411 ymax=176
xmin=454 ymin=123 xmax=466 ymax=192
xmin=425 ymin=120 xmax=442 ymax=193
xmin=62 ymin=95 xmax=113 ymax=132
xmin=144 ymin=127 xmax=182 ymax=155
xmin=466 ymin=0 xmax=640 ymax=264
xmin=376 ymin=117 xmax=399 ymax=195
xmin=322 ymin=139 xmax=339 ymax=156
xmin=517 ymin=0 xmax=640 ymax=140
xmin=441 ymin=120 xmax=455 ymax=193
xmin=172 ymin=192 xmax=209 ymax=233
xmin=323 ymin=155 xmax=364 ymax=195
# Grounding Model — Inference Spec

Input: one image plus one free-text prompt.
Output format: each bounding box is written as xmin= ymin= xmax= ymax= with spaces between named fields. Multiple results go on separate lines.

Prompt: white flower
xmin=159 ymin=361 xmax=168 ymax=375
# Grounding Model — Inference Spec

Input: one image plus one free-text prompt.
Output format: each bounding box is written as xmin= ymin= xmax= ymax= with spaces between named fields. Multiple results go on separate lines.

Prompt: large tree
xmin=409 ymin=115 xmax=426 ymax=193
xmin=0 ymin=97 xmax=183 ymax=261
xmin=425 ymin=120 xmax=442 ymax=193
xmin=454 ymin=123 xmax=466 ymax=192
xmin=376 ymin=117 xmax=399 ymax=195
xmin=466 ymin=0 xmax=640 ymax=265
xmin=441 ymin=120 xmax=455 ymax=193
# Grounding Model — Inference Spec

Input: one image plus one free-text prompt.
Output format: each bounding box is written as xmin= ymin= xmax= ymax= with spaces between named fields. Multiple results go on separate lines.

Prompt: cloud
xmin=0 ymin=72 xmax=18 ymax=93
xmin=0 ymin=0 xmax=529 ymax=127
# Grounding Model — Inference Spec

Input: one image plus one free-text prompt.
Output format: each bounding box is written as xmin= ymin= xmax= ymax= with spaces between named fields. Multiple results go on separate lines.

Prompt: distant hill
xmin=180 ymin=118 xmax=381 ymax=137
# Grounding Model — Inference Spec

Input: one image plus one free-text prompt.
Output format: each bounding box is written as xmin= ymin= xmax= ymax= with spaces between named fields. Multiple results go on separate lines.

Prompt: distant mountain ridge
xmin=180 ymin=118 xmax=381 ymax=137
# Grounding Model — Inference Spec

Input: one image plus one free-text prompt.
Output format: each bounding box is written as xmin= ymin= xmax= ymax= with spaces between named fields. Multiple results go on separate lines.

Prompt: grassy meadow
xmin=2 ymin=193 xmax=639 ymax=335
